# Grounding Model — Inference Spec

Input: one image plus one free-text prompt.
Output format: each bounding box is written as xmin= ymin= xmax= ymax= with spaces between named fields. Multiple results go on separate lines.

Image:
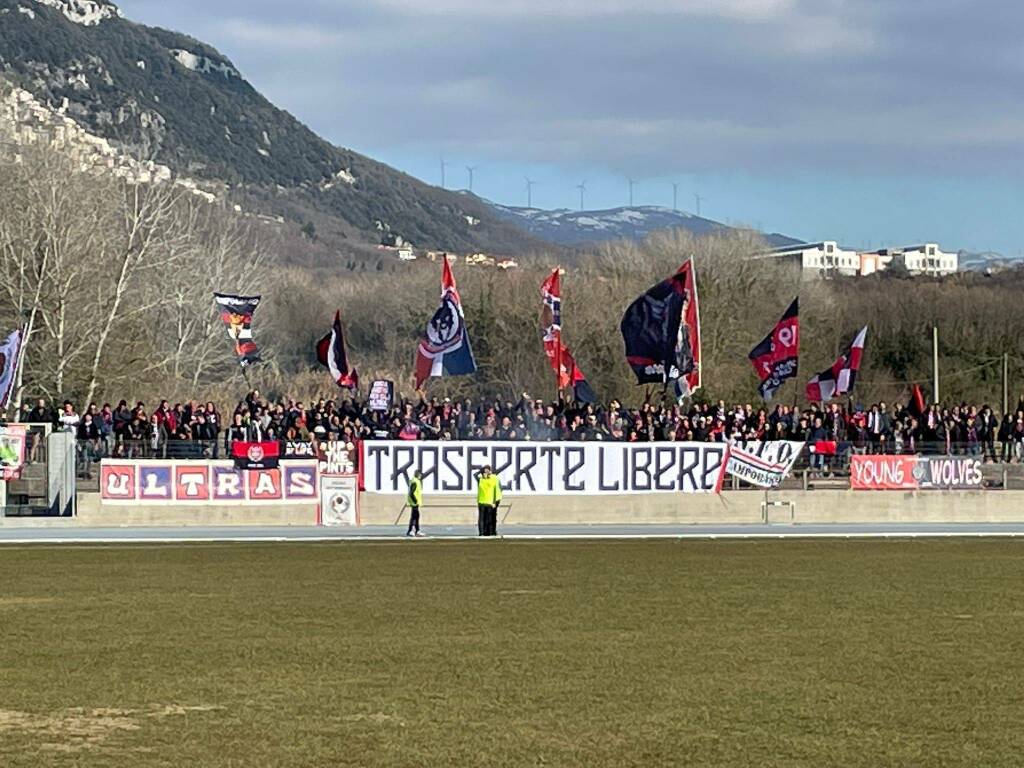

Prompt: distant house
xmin=465 ymin=253 xmax=495 ymax=267
xmin=397 ymin=245 xmax=416 ymax=261
xmin=756 ymin=240 xmax=958 ymax=278
xmin=898 ymin=244 xmax=958 ymax=276
xmin=756 ymin=241 xmax=860 ymax=277
xmin=858 ymin=244 xmax=958 ymax=277
xmin=496 ymin=258 xmax=519 ymax=270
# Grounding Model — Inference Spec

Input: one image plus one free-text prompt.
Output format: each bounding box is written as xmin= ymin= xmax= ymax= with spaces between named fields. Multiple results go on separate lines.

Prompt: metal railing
xmin=74 ymin=439 xmax=222 ymax=478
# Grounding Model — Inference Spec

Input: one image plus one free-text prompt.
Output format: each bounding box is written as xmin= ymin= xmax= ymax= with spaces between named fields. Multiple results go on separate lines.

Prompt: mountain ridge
xmin=485 ymin=200 xmax=802 ymax=248
xmin=0 ymin=0 xmax=546 ymax=257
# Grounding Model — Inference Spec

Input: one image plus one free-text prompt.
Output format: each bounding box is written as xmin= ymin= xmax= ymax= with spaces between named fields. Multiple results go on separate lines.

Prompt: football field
xmin=1 ymin=539 xmax=1022 ymax=766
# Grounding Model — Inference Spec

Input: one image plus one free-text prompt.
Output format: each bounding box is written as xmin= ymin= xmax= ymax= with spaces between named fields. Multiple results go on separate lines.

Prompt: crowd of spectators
xmin=12 ymin=389 xmax=1024 ymax=470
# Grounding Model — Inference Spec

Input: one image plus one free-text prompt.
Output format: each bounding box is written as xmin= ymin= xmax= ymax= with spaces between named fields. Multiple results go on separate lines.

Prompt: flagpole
xmin=556 ymin=267 xmax=564 ymax=402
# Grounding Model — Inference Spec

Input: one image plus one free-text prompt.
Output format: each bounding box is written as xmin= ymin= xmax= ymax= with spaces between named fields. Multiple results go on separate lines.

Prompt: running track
xmin=3 ymin=522 xmax=1024 ymax=544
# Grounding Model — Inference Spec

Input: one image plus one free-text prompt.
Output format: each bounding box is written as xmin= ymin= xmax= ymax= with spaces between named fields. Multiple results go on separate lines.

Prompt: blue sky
xmin=120 ymin=0 xmax=1024 ymax=254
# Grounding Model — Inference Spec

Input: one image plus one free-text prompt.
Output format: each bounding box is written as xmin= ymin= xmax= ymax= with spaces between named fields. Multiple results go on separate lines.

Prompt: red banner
xmin=850 ymin=456 xmax=918 ymax=490
xmin=851 ymin=455 xmax=983 ymax=490
xmin=231 ymin=441 xmax=280 ymax=470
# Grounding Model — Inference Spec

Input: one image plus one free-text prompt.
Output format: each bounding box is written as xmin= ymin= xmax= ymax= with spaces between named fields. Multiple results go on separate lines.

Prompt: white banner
xmin=318 ymin=474 xmax=359 ymax=525
xmin=726 ymin=440 xmax=805 ymax=488
xmin=362 ymin=440 xmax=728 ymax=495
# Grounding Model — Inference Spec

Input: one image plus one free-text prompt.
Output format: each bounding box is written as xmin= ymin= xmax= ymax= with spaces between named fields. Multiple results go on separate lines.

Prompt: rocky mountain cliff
xmin=0 ymin=0 xmax=543 ymax=256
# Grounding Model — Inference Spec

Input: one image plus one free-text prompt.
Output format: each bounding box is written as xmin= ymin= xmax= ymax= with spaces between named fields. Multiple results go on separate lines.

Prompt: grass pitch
xmin=1 ymin=539 xmax=1023 ymax=766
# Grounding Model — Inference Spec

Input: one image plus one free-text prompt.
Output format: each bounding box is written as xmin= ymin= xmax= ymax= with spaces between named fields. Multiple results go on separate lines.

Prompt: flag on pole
xmin=214 ymin=293 xmax=262 ymax=367
xmin=748 ymin=297 xmax=799 ymax=401
xmin=906 ymin=383 xmax=927 ymax=420
xmin=0 ymin=328 xmax=23 ymax=411
xmin=620 ymin=259 xmax=701 ymax=398
xmin=316 ymin=310 xmax=358 ymax=390
xmin=414 ymin=258 xmax=476 ymax=389
xmin=540 ymin=269 xmax=596 ymax=403
xmin=806 ymin=326 xmax=868 ymax=402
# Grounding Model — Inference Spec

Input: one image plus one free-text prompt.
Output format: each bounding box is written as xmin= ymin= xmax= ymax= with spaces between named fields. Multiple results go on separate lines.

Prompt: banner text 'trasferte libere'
xmin=362 ymin=441 xmax=727 ymax=495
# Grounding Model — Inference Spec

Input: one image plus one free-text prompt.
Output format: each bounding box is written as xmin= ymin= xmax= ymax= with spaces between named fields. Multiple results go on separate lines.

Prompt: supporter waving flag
xmin=316 ymin=310 xmax=358 ymax=390
xmin=0 ymin=328 xmax=23 ymax=411
xmin=748 ymin=298 xmax=799 ymax=401
xmin=806 ymin=326 xmax=868 ymax=402
xmin=214 ymin=293 xmax=262 ymax=367
xmin=414 ymin=258 xmax=477 ymax=389
xmin=540 ymin=269 xmax=597 ymax=403
xmin=620 ymin=259 xmax=701 ymax=398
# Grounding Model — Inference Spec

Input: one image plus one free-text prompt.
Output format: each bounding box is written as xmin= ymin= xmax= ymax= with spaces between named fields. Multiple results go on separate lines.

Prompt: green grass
xmin=1 ymin=540 xmax=1023 ymax=766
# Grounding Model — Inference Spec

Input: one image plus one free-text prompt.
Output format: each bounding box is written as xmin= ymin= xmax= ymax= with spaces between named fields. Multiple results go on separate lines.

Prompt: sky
xmin=118 ymin=0 xmax=1024 ymax=254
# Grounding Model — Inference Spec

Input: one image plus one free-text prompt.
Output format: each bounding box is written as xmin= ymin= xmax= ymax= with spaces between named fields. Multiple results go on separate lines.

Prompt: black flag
xmin=316 ymin=310 xmax=358 ymax=389
xmin=214 ymin=293 xmax=261 ymax=367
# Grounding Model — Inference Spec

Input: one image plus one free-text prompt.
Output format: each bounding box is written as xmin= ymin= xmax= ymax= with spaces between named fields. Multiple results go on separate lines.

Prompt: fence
xmin=58 ymin=436 xmax=1024 ymax=490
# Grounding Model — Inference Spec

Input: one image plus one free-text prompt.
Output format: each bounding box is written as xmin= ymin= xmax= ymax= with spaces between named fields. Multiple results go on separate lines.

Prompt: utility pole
xmin=932 ymin=327 xmax=940 ymax=405
xmin=465 ymin=165 xmax=477 ymax=193
xmin=672 ymin=182 xmax=679 ymax=212
xmin=694 ymin=193 xmax=703 ymax=217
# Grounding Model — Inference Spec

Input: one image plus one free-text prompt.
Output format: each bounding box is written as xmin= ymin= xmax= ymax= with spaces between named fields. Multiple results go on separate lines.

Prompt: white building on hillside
xmin=756 ymin=241 xmax=860 ymax=276
xmin=757 ymin=240 xmax=959 ymax=278
xmin=858 ymin=244 xmax=958 ymax=277
xmin=900 ymin=244 xmax=958 ymax=276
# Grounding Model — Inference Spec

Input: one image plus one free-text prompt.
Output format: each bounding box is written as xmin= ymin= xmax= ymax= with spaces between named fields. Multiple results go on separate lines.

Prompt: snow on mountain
xmin=171 ymin=49 xmax=239 ymax=79
xmin=487 ymin=202 xmax=800 ymax=247
xmin=30 ymin=0 xmax=120 ymax=25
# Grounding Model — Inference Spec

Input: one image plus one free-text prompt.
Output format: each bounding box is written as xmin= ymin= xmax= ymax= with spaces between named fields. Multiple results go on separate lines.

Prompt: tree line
xmin=1 ymin=143 xmax=1021 ymax=413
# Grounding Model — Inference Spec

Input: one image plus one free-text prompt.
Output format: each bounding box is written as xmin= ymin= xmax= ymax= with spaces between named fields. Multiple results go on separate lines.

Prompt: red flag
xmin=748 ymin=298 xmax=799 ymax=401
xmin=806 ymin=326 xmax=868 ymax=402
xmin=540 ymin=269 xmax=596 ymax=401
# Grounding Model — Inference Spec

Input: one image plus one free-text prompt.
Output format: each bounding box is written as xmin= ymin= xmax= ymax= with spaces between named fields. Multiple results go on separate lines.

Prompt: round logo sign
xmin=247 ymin=444 xmax=265 ymax=463
xmin=330 ymin=493 xmax=351 ymax=518
xmin=426 ymin=296 xmax=463 ymax=350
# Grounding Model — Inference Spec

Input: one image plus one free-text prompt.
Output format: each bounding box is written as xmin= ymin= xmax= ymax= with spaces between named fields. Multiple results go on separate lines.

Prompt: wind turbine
xmin=525 ymin=176 xmax=537 ymax=208
xmin=672 ymin=182 xmax=679 ymax=212
xmin=465 ymin=165 xmax=478 ymax=193
xmin=628 ymin=177 xmax=636 ymax=207
xmin=576 ymin=180 xmax=586 ymax=212
xmin=440 ymin=157 xmax=449 ymax=189
xmin=694 ymin=193 xmax=704 ymax=217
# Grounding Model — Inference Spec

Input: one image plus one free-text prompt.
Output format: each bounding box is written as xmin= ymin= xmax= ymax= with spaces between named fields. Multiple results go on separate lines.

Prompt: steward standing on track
xmin=476 ymin=466 xmax=502 ymax=537
xmin=406 ymin=470 xmax=424 ymax=537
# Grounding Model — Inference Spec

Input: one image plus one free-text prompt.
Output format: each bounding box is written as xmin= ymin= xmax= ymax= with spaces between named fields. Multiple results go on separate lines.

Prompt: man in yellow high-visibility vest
xmin=406 ymin=470 xmax=424 ymax=537
xmin=476 ymin=465 xmax=502 ymax=537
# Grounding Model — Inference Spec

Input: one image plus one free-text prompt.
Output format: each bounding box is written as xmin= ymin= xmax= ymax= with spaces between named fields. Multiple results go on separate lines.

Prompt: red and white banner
xmin=726 ymin=440 xmax=804 ymax=488
xmin=100 ymin=460 xmax=318 ymax=504
xmin=850 ymin=455 xmax=983 ymax=490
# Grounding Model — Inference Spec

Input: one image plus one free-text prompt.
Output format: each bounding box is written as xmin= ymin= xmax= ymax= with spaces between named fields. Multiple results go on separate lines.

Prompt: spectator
xmin=58 ymin=401 xmax=80 ymax=433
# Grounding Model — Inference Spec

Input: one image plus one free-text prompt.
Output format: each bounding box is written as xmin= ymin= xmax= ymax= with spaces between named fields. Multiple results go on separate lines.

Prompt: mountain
xmin=485 ymin=202 xmax=802 ymax=248
xmin=957 ymin=250 xmax=1021 ymax=273
xmin=0 ymin=0 xmax=543 ymax=257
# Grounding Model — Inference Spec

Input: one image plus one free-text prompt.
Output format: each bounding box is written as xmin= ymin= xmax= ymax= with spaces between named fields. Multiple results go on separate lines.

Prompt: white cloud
xmin=219 ymin=19 xmax=347 ymax=49
xmin=371 ymin=0 xmax=795 ymax=22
